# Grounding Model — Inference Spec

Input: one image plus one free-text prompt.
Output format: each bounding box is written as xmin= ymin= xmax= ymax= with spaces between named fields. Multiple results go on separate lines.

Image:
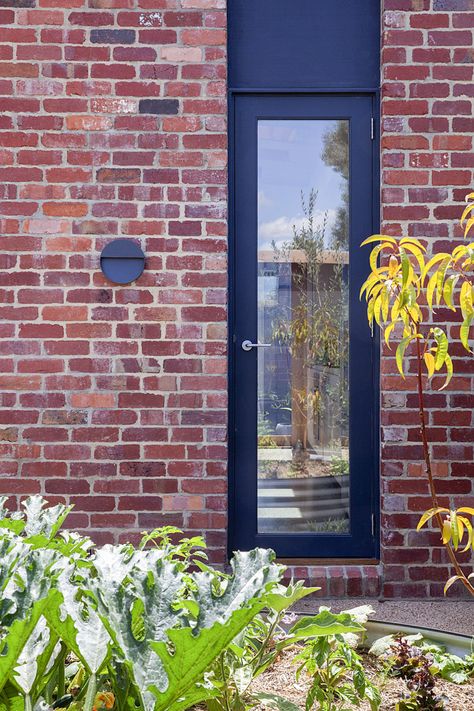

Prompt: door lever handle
xmin=241 ymin=340 xmax=272 ymax=352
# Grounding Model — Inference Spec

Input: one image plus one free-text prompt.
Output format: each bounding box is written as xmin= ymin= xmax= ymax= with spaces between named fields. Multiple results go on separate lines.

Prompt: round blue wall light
xmin=100 ymin=239 xmax=145 ymax=285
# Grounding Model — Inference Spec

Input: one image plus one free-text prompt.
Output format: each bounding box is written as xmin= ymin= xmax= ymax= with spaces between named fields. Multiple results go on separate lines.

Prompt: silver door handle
xmin=241 ymin=340 xmax=272 ymax=352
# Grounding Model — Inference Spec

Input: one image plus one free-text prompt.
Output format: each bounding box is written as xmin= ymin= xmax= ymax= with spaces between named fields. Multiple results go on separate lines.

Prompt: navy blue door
xmin=229 ymin=94 xmax=378 ymax=559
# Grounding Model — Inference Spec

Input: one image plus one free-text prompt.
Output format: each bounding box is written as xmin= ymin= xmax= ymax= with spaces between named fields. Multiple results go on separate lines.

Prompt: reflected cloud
xmin=258 ymin=210 xmax=336 ymax=247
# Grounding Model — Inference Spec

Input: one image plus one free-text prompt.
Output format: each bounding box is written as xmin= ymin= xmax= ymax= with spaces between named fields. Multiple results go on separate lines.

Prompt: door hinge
xmin=370 ymin=116 xmax=375 ymax=140
xmin=371 ymin=513 xmax=376 ymax=536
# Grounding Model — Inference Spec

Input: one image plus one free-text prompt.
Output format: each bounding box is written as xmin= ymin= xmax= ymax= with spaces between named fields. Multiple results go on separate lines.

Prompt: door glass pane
xmin=257 ymin=120 xmax=350 ymax=534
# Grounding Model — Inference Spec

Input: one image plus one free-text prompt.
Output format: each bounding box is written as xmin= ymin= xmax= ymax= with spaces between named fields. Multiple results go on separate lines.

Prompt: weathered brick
xmin=138 ymin=99 xmax=179 ymax=114
xmin=90 ymin=29 xmax=136 ymax=44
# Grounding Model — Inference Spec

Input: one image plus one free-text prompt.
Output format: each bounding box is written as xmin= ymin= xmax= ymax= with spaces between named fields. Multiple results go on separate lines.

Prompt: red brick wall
xmin=1 ymin=0 xmax=473 ymax=596
xmin=378 ymin=0 xmax=474 ymax=598
xmin=0 ymin=0 xmax=228 ymax=561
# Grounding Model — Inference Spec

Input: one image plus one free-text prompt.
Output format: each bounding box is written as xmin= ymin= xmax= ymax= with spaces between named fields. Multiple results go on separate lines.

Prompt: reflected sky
xmin=257 ymin=120 xmax=346 ymax=250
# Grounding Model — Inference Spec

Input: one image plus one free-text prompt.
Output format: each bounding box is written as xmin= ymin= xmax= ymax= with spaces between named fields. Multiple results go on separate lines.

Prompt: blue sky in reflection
xmin=257 ymin=120 xmax=346 ymax=250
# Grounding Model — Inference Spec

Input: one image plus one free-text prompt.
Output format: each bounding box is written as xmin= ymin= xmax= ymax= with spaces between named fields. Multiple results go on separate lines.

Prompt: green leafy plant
xmin=293 ymin=610 xmax=381 ymax=711
xmin=205 ymin=581 xmax=316 ymax=711
xmin=371 ymin=632 xmax=474 ymax=685
xmin=361 ymin=193 xmax=474 ymax=595
xmin=206 ymin=604 xmax=372 ymax=711
xmin=0 ymin=495 xmax=304 ymax=711
xmin=329 ymin=457 xmax=349 ymax=477
xmin=386 ymin=636 xmax=446 ymax=711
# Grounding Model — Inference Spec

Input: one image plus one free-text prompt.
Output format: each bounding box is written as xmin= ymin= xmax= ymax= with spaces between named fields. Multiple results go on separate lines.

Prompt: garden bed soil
xmin=250 ymin=648 xmax=474 ymax=710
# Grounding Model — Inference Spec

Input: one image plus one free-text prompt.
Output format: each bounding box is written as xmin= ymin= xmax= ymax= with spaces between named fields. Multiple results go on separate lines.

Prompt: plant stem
xmin=25 ymin=695 xmax=33 ymax=711
xmin=219 ymin=654 xmax=231 ymax=711
xmin=57 ymin=642 xmax=67 ymax=699
xmin=83 ymin=673 xmax=97 ymax=711
xmin=415 ymin=337 xmax=474 ymax=595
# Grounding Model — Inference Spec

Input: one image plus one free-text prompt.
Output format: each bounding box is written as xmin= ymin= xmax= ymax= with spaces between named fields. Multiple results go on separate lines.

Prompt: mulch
xmin=250 ymin=648 xmax=474 ymax=710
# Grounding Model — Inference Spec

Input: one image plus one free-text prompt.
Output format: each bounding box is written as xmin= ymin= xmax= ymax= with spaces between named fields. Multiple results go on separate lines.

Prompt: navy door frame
xmin=228 ymin=92 xmax=380 ymax=560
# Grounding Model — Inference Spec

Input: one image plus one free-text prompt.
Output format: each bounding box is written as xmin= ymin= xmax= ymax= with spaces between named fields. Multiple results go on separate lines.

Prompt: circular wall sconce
xmin=100 ymin=239 xmax=145 ymax=284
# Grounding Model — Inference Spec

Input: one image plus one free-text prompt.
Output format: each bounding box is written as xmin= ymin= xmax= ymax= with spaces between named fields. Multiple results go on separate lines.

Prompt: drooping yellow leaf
xmin=400 ymin=249 xmax=410 ymax=288
xmin=458 ymin=516 xmax=473 ymax=552
xmin=457 ymin=507 xmax=474 ymax=516
xmin=460 ymin=315 xmax=473 ymax=352
xmin=444 ymin=575 xmax=461 ymax=595
xmin=395 ymin=337 xmax=409 ymax=377
xmin=369 ymin=244 xmax=384 ymax=273
xmin=366 ymin=281 xmax=385 ymax=302
xmin=381 ymin=285 xmax=390 ymax=322
xmin=442 ymin=274 xmax=458 ymax=310
xmin=395 ymin=335 xmax=420 ymax=377
xmin=452 ymin=244 xmax=468 ymax=261
xmin=451 ymin=510 xmax=459 ymax=549
xmin=461 ymin=248 xmax=474 ymax=269
xmin=367 ymin=297 xmax=375 ymax=327
xmin=426 ymin=272 xmax=438 ymax=311
xmin=421 ymin=252 xmax=451 ymax=284
xmin=439 ymin=353 xmax=453 ymax=390
xmin=432 ymin=327 xmax=448 ymax=370
xmin=461 ymin=203 xmax=474 ymax=225
xmin=435 ymin=256 xmax=451 ymax=305
xmin=360 ymin=234 xmax=397 ymax=247
xmin=400 ymin=241 xmax=426 ymax=274
xmin=442 ymin=519 xmax=451 ymax=544
xmin=384 ymin=321 xmax=395 ymax=349
xmin=400 ymin=237 xmax=426 ymax=252
xmin=417 ymin=506 xmax=449 ymax=531
xmin=459 ymin=280 xmax=473 ymax=319
xmin=423 ymin=352 xmax=435 ymax=378
xmin=463 ymin=216 xmax=474 ymax=239
xmin=408 ymin=303 xmax=423 ymax=324
xmin=373 ymin=294 xmax=383 ymax=326
xmin=360 ymin=272 xmax=382 ymax=300
xmin=460 ymin=195 xmax=474 ymax=227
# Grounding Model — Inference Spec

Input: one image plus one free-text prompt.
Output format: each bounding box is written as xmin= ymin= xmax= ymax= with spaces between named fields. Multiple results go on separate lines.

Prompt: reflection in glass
xmin=257 ymin=120 xmax=350 ymax=535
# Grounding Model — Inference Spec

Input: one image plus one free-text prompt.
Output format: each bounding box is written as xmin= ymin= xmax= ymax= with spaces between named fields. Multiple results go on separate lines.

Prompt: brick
xmin=69 ymin=11 xmax=114 ymax=25
xmin=0 ymin=62 xmax=38 ymax=77
xmin=181 ymin=28 xmax=226 ymax=45
xmin=428 ymin=30 xmax=472 ymax=45
xmin=138 ymin=99 xmax=179 ymax=114
xmin=434 ymin=0 xmax=474 ymax=7
xmin=90 ymin=29 xmax=136 ymax=43
xmin=66 ymin=115 xmax=113 ymax=131
xmin=161 ymin=46 xmax=202 ymax=62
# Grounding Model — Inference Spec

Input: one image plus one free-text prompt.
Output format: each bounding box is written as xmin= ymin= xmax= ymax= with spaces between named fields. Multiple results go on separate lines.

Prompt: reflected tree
xmin=322 ymin=121 xmax=349 ymax=250
xmin=269 ymin=190 xmax=349 ymax=465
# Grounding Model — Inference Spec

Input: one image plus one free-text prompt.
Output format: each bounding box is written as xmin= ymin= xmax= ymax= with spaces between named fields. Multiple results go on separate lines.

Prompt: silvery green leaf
xmin=93 ymin=547 xmax=186 ymax=711
xmin=0 ymin=549 xmax=62 ymax=688
xmin=13 ymin=616 xmax=51 ymax=694
xmin=46 ymin=565 xmax=109 ymax=675
xmin=233 ymin=664 xmax=253 ymax=695
xmin=149 ymin=549 xmax=284 ymax=711
xmin=22 ymin=496 xmax=72 ymax=540
xmin=193 ymin=548 xmax=283 ymax=628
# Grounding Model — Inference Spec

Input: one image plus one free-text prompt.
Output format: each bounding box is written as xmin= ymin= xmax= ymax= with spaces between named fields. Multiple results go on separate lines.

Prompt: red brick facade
xmin=0 ymin=0 xmax=473 ymax=596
